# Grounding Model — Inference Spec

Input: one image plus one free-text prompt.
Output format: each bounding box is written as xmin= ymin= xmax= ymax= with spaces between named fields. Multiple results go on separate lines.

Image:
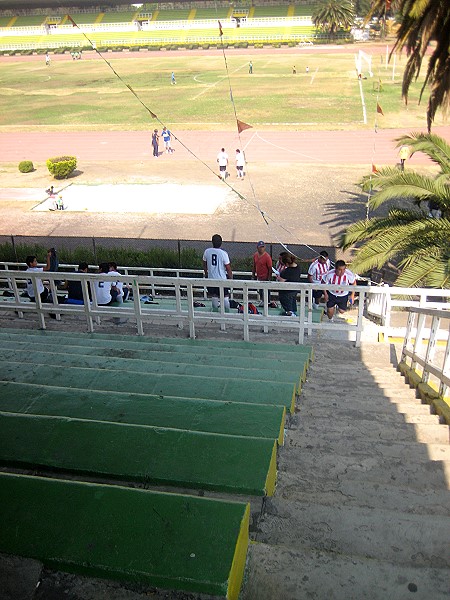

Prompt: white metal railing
xmin=366 ymin=284 xmax=450 ymax=337
xmin=0 ymin=270 xmax=368 ymax=346
xmin=0 ymin=32 xmax=315 ymax=51
xmin=401 ymin=307 xmax=450 ymax=400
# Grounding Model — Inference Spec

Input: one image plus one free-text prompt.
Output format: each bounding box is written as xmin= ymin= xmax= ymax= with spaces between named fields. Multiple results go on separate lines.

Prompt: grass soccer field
xmin=0 ymin=47 xmax=442 ymax=132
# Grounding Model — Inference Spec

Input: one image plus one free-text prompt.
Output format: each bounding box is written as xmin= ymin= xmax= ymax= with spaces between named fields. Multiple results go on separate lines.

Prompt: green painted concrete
xmin=0 ymin=412 xmax=277 ymax=495
xmin=0 ymin=381 xmax=286 ymax=443
xmin=0 ymin=336 xmax=309 ymax=382
xmin=0 ymin=472 xmax=249 ymax=598
xmin=0 ymin=361 xmax=297 ymax=412
xmin=0 ymin=346 xmax=306 ymax=392
xmin=0 ymin=330 xmax=312 ymax=362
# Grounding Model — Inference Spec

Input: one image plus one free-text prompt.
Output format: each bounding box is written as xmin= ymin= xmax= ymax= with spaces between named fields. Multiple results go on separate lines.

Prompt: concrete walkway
xmin=243 ymin=341 xmax=449 ymax=600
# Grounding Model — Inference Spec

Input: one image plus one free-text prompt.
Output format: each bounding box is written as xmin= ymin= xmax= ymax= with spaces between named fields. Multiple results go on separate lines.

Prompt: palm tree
xmin=312 ymin=0 xmax=355 ymax=39
xmin=368 ymin=0 xmax=450 ymax=130
xmin=340 ymin=132 xmax=450 ymax=287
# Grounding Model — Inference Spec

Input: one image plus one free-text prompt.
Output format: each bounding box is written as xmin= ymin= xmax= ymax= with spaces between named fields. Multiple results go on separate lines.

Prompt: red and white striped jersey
xmin=321 ymin=268 xmax=356 ymax=296
xmin=308 ymin=258 xmax=331 ymax=283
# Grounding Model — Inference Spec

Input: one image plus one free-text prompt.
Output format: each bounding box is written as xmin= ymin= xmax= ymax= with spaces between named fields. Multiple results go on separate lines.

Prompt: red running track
xmin=1 ymin=127 xmax=449 ymax=166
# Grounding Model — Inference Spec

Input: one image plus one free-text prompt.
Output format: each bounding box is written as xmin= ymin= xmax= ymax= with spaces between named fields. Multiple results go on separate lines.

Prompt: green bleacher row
xmin=0 ymin=25 xmax=317 ymax=50
xmin=1 ymin=5 xmax=315 ymax=28
xmin=0 ymin=327 xmax=312 ymax=597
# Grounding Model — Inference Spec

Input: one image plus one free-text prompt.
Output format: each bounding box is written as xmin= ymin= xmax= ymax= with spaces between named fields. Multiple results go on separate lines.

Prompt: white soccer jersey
xmin=308 ymin=258 xmax=331 ymax=283
xmin=217 ymin=151 xmax=228 ymax=167
xmin=108 ymin=270 xmax=124 ymax=297
xmin=94 ymin=279 xmax=112 ymax=305
xmin=26 ymin=267 xmax=44 ymax=297
xmin=203 ymin=247 xmax=230 ymax=280
xmin=322 ymin=268 xmax=356 ymax=296
xmin=236 ymin=152 xmax=245 ymax=167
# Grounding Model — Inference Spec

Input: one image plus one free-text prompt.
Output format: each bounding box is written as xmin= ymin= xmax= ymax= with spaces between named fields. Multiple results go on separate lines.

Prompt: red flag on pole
xmin=237 ymin=119 xmax=252 ymax=133
xmin=218 ymin=21 xmax=223 ymax=36
xmin=376 ymin=103 xmax=384 ymax=116
xmin=372 ymin=164 xmax=379 ymax=174
xmin=67 ymin=14 xmax=78 ymax=27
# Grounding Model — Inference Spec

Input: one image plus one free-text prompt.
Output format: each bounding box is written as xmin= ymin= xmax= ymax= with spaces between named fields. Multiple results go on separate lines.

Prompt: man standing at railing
xmin=203 ymin=234 xmax=233 ymax=312
xmin=322 ymin=260 xmax=356 ymax=322
xmin=252 ymin=241 xmax=273 ymax=307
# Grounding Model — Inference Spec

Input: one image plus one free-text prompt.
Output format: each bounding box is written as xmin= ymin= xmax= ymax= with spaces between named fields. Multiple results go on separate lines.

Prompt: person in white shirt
xmin=202 ymin=234 xmax=233 ymax=311
xmin=321 ymin=260 xmax=356 ymax=322
xmin=93 ymin=263 xmax=113 ymax=306
xmin=217 ymin=148 xmax=228 ymax=180
xmin=235 ymin=149 xmax=245 ymax=179
xmin=307 ymin=250 xmax=331 ymax=308
xmin=108 ymin=262 xmax=129 ymax=303
xmin=25 ymin=251 xmax=53 ymax=302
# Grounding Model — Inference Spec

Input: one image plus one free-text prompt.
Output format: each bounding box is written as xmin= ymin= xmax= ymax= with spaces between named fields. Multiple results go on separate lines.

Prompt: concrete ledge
xmin=398 ymin=362 xmax=450 ymax=426
xmin=0 ymin=473 xmax=249 ymax=599
xmin=0 ymin=412 xmax=278 ymax=496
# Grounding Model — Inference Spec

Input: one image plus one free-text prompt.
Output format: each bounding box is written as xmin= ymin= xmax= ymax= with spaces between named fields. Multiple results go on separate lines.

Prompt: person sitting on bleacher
xmin=64 ymin=262 xmax=91 ymax=304
xmin=93 ymin=263 xmax=113 ymax=306
xmin=25 ymin=251 xmax=53 ymax=303
xmin=108 ymin=262 xmax=130 ymax=303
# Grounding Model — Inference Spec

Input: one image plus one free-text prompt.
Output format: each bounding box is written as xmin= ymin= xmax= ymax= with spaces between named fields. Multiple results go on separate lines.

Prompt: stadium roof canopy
xmin=0 ymin=1 xmax=201 ymax=9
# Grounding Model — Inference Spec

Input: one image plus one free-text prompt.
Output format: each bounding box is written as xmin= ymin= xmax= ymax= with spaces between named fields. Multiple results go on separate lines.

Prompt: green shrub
xmin=18 ymin=160 xmax=34 ymax=173
xmin=46 ymin=156 xmax=77 ymax=179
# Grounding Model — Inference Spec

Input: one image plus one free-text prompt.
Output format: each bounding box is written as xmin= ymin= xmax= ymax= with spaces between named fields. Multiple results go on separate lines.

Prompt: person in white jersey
xmin=93 ymin=263 xmax=113 ymax=306
xmin=25 ymin=251 xmax=53 ymax=302
xmin=321 ymin=259 xmax=356 ymax=321
xmin=307 ymin=250 xmax=331 ymax=308
xmin=216 ymin=148 xmax=229 ymax=180
xmin=202 ymin=234 xmax=233 ymax=311
xmin=235 ymin=149 xmax=245 ymax=179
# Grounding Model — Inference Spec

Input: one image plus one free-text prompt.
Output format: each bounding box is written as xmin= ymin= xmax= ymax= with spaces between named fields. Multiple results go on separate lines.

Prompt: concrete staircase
xmin=243 ymin=341 xmax=450 ymax=600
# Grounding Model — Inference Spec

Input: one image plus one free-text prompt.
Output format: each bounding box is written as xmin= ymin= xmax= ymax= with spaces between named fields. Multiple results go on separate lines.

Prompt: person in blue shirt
xmin=162 ymin=127 xmax=174 ymax=153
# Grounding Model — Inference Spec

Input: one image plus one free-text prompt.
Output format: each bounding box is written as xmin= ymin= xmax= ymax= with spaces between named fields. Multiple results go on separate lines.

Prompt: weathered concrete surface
xmin=0 ymin=552 xmax=42 ymax=600
xmin=243 ymin=341 xmax=450 ymax=600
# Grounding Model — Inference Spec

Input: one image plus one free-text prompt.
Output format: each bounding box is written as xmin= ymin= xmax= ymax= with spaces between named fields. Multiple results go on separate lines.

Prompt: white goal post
xmin=355 ymin=49 xmax=373 ymax=78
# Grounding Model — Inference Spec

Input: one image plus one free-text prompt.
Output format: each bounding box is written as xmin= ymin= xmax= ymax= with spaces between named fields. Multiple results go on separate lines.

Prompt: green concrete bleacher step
xmin=0 ymin=333 xmax=309 ymax=383
xmin=0 ymin=345 xmax=305 ymax=392
xmin=0 ymin=329 xmax=312 ymax=362
xmin=0 ymin=381 xmax=286 ymax=444
xmin=0 ymin=472 xmax=249 ymax=599
xmin=0 ymin=412 xmax=277 ymax=496
xmin=0 ymin=360 xmax=297 ymax=413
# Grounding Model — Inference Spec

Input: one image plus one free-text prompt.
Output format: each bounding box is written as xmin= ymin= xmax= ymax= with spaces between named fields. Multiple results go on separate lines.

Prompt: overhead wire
xmin=67 ymin=13 xmax=328 ymax=262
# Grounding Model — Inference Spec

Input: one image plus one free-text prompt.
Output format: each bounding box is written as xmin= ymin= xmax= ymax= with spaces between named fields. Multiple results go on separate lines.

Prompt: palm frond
xmin=395 ymin=132 xmax=450 ymax=172
xmin=368 ymin=175 xmax=450 ymax=210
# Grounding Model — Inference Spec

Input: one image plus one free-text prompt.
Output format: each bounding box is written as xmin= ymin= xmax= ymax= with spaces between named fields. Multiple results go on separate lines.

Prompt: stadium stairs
xmin=0 ymin=327 xmax=312 ymax=599
xmin=243 ymin=341 xmax=450 ymax=599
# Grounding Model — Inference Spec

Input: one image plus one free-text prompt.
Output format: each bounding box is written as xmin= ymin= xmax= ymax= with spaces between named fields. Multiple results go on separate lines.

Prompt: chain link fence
xmin=0 ymin=235 xmax=336 ymax=270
